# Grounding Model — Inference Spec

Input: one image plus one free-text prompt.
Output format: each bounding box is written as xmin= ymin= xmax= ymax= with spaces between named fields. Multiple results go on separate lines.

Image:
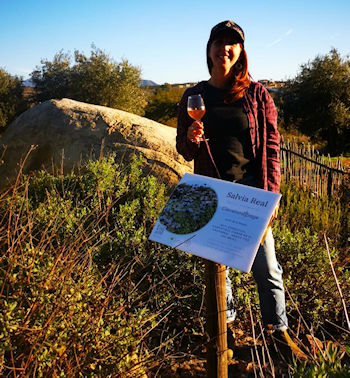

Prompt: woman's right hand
xmin=187 ymin=121 xmax=204 ymax=144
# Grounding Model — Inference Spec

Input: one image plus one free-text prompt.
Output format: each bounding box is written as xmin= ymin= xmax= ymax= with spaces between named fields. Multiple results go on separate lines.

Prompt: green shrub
xmin=293 ymin=343 xmax=350 ymax=377
xmin=0 ymin=155 xmax=205 ymax=376
xmin=0 ymin=68 xmax=27 ymax=129
xmin=279 ymin=179 xmax=348 ymax=249
xmin=273 ymin=225 xmax=349 ymax=328
xmin=31 ymin=47 xmax=147 ymax=115
xmin=144 ymin=84 xmax=185 ymax=127
xmin=1 ymin=153 xmax=348 ymax=375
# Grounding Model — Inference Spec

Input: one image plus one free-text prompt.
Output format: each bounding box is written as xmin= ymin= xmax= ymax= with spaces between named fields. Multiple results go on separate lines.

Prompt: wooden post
xmin=327 ymin=170 xmax=333 ymax=198
xmin=205 ymin=260 xmax=228 ymax=378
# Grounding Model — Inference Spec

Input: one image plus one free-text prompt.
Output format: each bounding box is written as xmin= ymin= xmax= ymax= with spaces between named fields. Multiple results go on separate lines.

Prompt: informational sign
xmin=149 ymin=173 xmax=281 ymax=272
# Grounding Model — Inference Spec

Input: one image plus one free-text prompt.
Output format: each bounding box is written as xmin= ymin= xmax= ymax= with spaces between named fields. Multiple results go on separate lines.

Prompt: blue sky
xmin=1 ymin=0 xmax=349 ymax=85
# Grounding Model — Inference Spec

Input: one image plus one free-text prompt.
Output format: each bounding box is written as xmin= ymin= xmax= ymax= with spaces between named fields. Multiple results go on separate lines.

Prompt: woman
xmin=176 ymin=20 xmax=306 ymax=358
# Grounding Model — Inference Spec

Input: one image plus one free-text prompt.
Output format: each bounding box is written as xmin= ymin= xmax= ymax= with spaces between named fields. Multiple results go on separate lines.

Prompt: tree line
xmin=279 ymin=48 xmax=349 ymax=155
xmin=0 ymin=45 xmax=147 ymax=130
xmin=1 ymin=47 xmax=349 ymax=155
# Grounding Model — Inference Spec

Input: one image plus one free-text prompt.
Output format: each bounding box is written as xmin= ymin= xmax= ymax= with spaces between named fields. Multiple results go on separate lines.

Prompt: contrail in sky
xmin=267 ymin=28 xmax=293 ymax=47
xmin=267 ymin=38 xmax=282 ymax=48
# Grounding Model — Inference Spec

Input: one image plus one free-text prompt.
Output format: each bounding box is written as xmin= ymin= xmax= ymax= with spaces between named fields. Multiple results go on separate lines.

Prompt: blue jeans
xmin=226 ymin=227 xmax=288 ymax=331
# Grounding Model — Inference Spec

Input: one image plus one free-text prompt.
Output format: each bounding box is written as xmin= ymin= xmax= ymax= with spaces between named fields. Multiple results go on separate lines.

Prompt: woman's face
xmin=208 ymin=32 xmax=242 ymax=75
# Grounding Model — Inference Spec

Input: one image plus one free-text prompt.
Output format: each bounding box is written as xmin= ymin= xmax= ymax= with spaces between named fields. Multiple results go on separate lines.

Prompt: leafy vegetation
xmin=229 ymin=207 xmax=349 ymax=332
xmin=278 ymin=178 xmax=349 ymax=250
xmin=293 ymin=343 xmax=350 ymax=377
xmin=282 ymin=49 xmax=350 ymax=155
xmin=1 ymin=155 xmax=348 ymax=376
xmin=0 ymin=68 xmax=28 ymax=129
xmin=31 ymin=45 xmax=147 ymax=115
xmin=0 ymin=156 xmax=206 ymax=376
xmin=144 ymin=84 xmax=185 ymax=127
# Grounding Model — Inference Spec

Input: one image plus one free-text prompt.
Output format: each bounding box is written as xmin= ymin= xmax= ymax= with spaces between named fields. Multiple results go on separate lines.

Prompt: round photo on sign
xmin=159 ymin=183 xmax=218 ymax=234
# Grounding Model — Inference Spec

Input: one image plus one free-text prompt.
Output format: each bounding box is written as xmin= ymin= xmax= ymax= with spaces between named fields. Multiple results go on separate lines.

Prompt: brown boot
xmin=302 ymin=334 xmax=323 ymax=357
xmin=271 ymin=329 xmax=308 ymax=361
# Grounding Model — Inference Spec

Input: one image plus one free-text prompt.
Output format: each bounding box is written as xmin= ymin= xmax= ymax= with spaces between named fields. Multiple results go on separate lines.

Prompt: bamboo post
xmin=311 ymin=145 xmax=315 ymax=193
xmin=288 ymin=139 xmax=291 ymax=179
xmin=337 ymin=156 xmax=343 ymax=189
xmin=301 ymin=142 xmax=305 ymax=186
xmin=327 ymin=154 xmax=333 ymax=197
xmin=205 ymin=260 xmax=228 ymax=378
xmin=337 ymin=157 xmax=341 ymax=189
xmin=321 ymin=154 xmax=325 ymax=196
xmin=281 ymin=137 xmax=285 ymax=180
xmin=316 ymin=151 xmax=320 ymax=196
xmin=327 ymin=169 xmax=333 ymax=198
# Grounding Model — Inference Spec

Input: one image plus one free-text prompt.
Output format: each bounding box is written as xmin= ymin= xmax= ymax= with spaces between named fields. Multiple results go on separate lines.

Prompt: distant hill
xmin=141 ymin=80 xmax=158 ymax=87
xmin=23 ymin=79 xmax=35 ymax=87
xmin=22 ymin=78 xmax=159 ymax=88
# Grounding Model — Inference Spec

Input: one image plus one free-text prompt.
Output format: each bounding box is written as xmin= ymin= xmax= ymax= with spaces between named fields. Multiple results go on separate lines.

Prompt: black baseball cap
xmin=208 ymin=20 xmax=245 ymax=45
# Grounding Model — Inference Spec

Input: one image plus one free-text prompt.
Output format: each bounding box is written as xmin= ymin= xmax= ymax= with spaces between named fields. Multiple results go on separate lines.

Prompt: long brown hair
xmin=206 ymin=42 xmax=251 ymax=103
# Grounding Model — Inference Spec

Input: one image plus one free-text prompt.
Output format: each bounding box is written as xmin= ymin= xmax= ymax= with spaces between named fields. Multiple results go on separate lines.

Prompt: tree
xmin=31 ymin=46 xmax=146 ymax=115
xmin=0 ymin=69 xmax=27 ymax=129
xmin=145 ymin=84 xmax=185 ymax=127
xmin=31 ymin=51 xmax=72 ymax=103
xmin=110 ymin=59 xmax=147 ymax=116
xmin=282 ymin=49 xmax=350 ymax=154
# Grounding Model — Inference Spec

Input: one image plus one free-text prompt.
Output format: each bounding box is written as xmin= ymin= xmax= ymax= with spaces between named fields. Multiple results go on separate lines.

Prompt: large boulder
xmin=0 ymin=98 xmax=193 ymax=188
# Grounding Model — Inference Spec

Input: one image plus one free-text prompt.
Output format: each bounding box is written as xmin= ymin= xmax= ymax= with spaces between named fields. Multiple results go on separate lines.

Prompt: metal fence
xmin=280 ymin=137 xmax=348 ymax=197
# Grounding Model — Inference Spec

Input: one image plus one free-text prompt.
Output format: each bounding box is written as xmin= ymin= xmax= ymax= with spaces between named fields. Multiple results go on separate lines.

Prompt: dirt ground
xmin=152 ymin=326 xmax=297 ymax=377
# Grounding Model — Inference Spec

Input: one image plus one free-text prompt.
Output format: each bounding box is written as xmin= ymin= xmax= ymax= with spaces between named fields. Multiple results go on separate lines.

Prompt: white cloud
xmin=285 ymin=28 xmax=293 ymax=36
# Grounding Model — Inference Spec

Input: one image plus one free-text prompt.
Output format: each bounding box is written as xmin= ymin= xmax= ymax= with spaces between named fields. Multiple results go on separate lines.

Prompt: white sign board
xmin=149 ymin=173 xmax=281 ymax=272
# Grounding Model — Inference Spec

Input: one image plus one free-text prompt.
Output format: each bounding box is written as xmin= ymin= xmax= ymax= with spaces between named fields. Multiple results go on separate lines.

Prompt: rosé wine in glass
xmin=187 ymin=94 xmax=207 ymax=143
xmin=187 ymin=95 xmax=206 ymax=121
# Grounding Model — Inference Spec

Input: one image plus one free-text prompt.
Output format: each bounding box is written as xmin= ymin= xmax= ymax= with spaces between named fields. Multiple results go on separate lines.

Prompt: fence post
xmin=205 ymin=260 xmax=228 ymax=378
xmin=280 ymin=141 xmax=346 ymax=197
xmin=327 ymin=170 xmax=333 ymax=198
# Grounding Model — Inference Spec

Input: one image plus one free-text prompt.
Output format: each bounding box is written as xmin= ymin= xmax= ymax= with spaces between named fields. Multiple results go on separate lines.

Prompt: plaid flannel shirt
xmin=176 ymin=81 xmax=281 ymax=193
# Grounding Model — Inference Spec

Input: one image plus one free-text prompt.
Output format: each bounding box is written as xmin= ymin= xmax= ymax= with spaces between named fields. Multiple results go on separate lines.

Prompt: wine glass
xmin=187 ymin=94 xmax=206 ymax=143
xmin=187 ymin=94 xmax=206 ymax=121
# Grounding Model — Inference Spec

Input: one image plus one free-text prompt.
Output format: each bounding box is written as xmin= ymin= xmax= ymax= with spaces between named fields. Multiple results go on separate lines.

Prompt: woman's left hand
xmin=187 ymin=121 xmax=204 ymax=144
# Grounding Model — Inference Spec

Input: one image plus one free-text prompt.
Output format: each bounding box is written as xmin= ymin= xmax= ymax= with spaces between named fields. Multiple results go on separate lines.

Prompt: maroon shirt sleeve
xmin=262 ymin=87 xmax=281 ymax=193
